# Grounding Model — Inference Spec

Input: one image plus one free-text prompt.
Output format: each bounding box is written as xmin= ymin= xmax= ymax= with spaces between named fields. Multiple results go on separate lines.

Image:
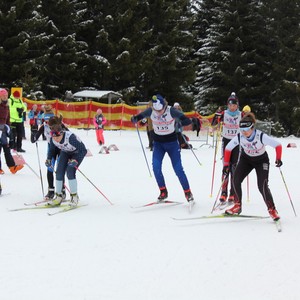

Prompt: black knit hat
xmin=227 ymin=92 xmax=239 ymax=105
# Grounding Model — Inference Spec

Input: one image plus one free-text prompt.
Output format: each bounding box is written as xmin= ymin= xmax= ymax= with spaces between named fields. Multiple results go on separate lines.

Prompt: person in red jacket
xmin=0 ymin=88 xmax=23 ymax=175
xmin=222 ymin=112 xmax=282 ymax=221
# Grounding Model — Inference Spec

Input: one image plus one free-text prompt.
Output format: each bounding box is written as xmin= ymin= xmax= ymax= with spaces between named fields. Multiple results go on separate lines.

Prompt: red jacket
xmin=0 ymin=102 xmax=10 ymax=126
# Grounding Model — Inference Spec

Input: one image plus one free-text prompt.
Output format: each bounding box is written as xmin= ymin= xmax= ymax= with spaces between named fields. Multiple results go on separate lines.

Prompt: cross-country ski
xmin=171 ymin=213 xmax=270 ymax=221
xmin=23 ymin=198 xmax=70 ymax=206
xmin=131 ymin=200 xmax=183 ymax=209
xmin=8 ymin=203 xmax=71 ymax=212
xmin=47 ymin=204 xmax=88 ymax=216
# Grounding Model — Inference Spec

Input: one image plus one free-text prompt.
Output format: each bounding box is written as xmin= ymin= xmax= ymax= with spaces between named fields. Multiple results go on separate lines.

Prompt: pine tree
xmin=140 ymin=0 xmax=196 ymax=105
xmin=0 ymin=0 xmax=50 ymax=93
xmin=261 ymin=0 xmax=300 ymax=134
xmin=191 ymin=0 xmax=225 ymax=113
xmin=77 ymin=0 xmax=156 ymax=101
xmin=79 ymin=0 xmax=196 ymax=106
xmin=39 ymin=0 xmax=88 ymax=97
xmin=76 ymin=0 xmax=112 ymax=91
xmin=193 ymin=0 xmax=273 ymax=113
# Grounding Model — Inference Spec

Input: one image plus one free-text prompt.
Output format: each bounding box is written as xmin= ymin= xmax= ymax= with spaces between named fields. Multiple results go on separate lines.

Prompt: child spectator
xmin=93 ymin=108 xmax=107 ymax=145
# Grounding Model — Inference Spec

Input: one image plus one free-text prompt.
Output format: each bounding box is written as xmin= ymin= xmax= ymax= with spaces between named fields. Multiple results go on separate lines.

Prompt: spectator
xmin=8 ymin=90 xmax=27 ymax=152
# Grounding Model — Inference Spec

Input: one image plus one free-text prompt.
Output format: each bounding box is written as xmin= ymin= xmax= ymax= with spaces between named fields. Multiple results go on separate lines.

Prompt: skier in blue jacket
xmin=131 ymin=94 xmax=194 ymax=204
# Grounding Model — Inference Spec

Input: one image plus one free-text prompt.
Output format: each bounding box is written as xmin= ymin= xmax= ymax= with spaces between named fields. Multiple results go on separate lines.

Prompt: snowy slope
xmin=0 ymin=127 xmax=299 ymax=300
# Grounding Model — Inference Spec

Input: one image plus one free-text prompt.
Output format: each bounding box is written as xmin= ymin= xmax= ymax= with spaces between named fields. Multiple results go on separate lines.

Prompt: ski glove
xmin=140 ymin=118 xmax=147 ymax=124
xmin=68 ymin=159 xmax=78 ymax=168
xmin=45 ymin=159 xmax=52 ymax=168
xmin=275 ymin=159 xmax=283 ymax=167
xmin=131 ymin=116 xmax=138 ymax=124
xmin=222 ymin=166 xmax=230 ymax=177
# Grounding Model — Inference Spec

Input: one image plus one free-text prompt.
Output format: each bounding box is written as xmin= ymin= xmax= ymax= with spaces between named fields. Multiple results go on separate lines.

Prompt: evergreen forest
xmin=0 ymin=0 xmax=299 ymax=135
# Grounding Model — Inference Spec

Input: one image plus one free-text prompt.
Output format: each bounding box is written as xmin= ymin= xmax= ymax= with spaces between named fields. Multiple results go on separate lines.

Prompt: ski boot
xmin=219 ymin=191 xmax=227 ymax=203
xmin=185 ymin=189 xmax=195 ymax=212
xmin=157 ymin=187 xmax=168 ymax=202
xmin=268 ymin=208 xmax=280 ymax=221
xmin=44 ymin=188 xmax=55 ymax=200
xmin=227 ymin=195 xmax=235 ymax=204
xmin=70 ymin=193 xmax=79 ymax=207
xmin=47 ymin=193 xmax=63 ymax=206
xmin=225 ymin=202 xmax=242 ymax=215
xmin=184 ymin=189 xmax=194 ymax=202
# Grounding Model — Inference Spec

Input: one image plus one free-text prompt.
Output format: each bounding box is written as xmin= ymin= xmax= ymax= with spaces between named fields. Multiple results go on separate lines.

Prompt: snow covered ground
xmin=0 ymin=127 xmax=300 ymax=300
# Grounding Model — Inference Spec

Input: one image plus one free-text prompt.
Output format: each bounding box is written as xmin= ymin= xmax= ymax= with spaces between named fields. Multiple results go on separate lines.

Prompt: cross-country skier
xmin=223 ymin=112 xmax=282 ymax=221
xmin=212 ymin=92 xmax=242 ymax=205
xmin=46 ymin=123 xmax=87 ymax=206
xmin=31 ymin=108 xmax=68 ymax=200
xmin=131 ymin=94 xmax=194 ymax=205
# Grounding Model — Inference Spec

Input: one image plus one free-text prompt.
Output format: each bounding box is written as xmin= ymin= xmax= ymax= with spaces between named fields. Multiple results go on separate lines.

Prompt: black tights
xmin=233 ymin=154 xmax=276 ymax=210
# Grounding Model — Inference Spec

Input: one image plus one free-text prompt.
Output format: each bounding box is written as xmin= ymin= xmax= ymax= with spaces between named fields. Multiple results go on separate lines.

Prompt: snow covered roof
xmin=73 ymin=90 xmax=122 ymax=99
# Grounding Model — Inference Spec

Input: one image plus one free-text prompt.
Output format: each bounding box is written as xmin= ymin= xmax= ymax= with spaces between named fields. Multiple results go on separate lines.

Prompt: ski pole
xmin=210 ymin=135 xmax=218 ymax=197
xmin=278 ymin=167 xmax=297 ymax=216
xmin=35 ymin=143 xmax=45 ymax=197
xmin=210 ymin=123 xmax=222 ymax=197
xmin=246 ymin=176 xmax=250 ymax=202
xmin=211 ymin=174 xmax=228 ymax=213
xmin=75 ymin=166 xmax=113 ymax=205
xmin=135 ymin=124 xmax=152 ymax=177
xmin=181 ymin=133 xmax=202 ymax=166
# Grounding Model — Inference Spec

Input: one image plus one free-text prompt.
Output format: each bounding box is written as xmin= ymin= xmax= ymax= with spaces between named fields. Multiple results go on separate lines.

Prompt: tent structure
xmin=72 ymin=90 xmax=122 ymax=104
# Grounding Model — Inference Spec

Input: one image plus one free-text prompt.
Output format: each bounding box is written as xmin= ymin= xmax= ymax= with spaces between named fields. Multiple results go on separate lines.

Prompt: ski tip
xmin=188 ymin=201 xmax=195 ymax=214
xmin=274 ymin=220 xmax=282 ymax=232
xmin=0 ymin=193 xmax=10 ymax=197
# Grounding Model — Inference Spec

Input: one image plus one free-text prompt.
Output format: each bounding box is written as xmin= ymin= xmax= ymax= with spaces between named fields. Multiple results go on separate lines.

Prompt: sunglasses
xmin=240 ymin=126 xmax=253 ymax=132
xmin=50 ymin=130 xmax=63 ymax=137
